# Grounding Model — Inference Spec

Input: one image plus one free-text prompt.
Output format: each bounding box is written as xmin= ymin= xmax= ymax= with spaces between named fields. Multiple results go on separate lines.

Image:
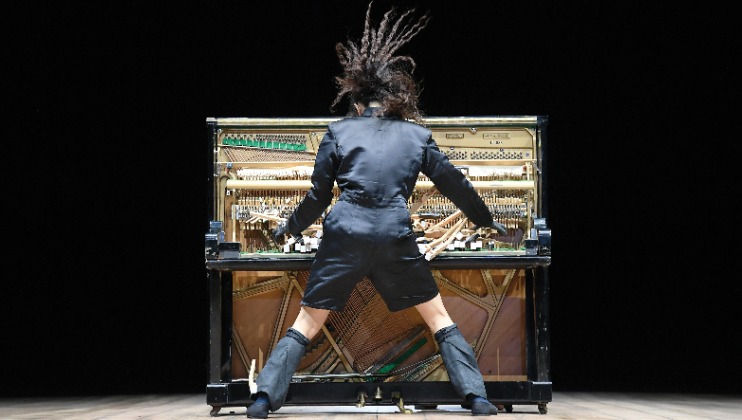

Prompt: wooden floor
xmin=1 ymin=392 xmax=741 ymax=419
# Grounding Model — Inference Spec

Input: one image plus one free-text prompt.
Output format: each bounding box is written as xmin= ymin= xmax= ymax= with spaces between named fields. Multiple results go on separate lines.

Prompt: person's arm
xmin=282 ymin=128 xmax=340 ymax=237
xmin=421 ymin=135 xmax=506 ymax=234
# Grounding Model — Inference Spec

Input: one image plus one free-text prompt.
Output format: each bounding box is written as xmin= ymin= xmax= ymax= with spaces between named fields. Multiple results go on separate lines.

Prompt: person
xmin=247 ymin=2 xmax=506 ymax=418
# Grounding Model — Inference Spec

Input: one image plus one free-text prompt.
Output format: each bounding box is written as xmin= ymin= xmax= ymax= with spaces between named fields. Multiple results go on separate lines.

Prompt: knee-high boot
xmin=435 ymin=324 xmax=498 ymax=415
xmin=247 ymin=328 xmax=309 ymax=418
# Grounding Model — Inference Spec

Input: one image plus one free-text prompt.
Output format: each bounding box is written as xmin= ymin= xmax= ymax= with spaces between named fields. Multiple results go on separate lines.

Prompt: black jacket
xmin=287 ymin=108 xmax=493 ymax=236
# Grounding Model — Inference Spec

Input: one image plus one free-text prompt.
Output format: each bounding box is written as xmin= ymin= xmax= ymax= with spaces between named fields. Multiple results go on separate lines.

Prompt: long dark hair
xmin=331 ymin=1 xmax=431 ymax=122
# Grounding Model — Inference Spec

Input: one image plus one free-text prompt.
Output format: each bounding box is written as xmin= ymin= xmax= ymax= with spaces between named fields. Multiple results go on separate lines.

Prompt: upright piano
xmin=205 ymin=115 xmax=552 ymax=415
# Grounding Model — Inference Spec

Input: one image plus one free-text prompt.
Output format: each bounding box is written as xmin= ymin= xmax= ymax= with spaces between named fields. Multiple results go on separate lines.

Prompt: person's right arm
xmin=421 ymin=135 xmax=506 ymax=234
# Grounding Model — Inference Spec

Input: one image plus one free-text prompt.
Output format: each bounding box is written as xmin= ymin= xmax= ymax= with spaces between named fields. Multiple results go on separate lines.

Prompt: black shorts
xmin=300 ymin=200 xmax=439 ymax=312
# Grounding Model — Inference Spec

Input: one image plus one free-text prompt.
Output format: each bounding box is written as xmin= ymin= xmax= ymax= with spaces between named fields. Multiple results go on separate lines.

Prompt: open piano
xmin=205 ymin=115 xmax=552 ymax=415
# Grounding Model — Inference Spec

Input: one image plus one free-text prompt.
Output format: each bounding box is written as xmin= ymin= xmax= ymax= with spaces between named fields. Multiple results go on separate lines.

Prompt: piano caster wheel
xmin=209 ymin=405 xmax=221 ymax=416
xmin=538 ymin=403 xmax=547 ymax=414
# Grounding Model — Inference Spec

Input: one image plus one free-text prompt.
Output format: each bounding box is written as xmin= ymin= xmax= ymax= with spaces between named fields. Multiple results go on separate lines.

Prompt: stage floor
xmin=1 ymin=392 xmax=740 ymax=419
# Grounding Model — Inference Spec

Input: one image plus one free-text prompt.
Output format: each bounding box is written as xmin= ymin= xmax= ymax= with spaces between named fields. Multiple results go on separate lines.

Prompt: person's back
xmin=285 ymin=107 xmax=434 ymax=244
xmin=308 ymin=108 xmax=495 ymax=240
xmin=297 ymin=106 xmax=442 ymax=313
xmin=330 ymin=111 xmax=430 ymax=205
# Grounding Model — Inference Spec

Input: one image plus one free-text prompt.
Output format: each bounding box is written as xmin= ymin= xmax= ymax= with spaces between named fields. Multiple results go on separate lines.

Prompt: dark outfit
xmin=249 ymin=109 xmax=499 ymax=417
xmin=285 ymin=107 xmax=494 ymax=312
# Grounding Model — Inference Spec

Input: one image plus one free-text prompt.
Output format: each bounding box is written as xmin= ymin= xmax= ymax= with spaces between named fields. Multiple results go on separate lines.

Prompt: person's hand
xmin=491 ymin=221 xmax=507 ymax=236
xmin=273 ymin=221 xmax=289 ymax=245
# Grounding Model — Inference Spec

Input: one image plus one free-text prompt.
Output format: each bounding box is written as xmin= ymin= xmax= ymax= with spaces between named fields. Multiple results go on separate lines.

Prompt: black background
xmin=5 ymin=1 xmax=738 ymax=397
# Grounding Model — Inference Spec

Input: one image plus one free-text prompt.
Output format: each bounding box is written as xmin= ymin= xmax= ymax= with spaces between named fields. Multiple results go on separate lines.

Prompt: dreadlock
xmin=331 ymin=1 xmax=431 ymax=123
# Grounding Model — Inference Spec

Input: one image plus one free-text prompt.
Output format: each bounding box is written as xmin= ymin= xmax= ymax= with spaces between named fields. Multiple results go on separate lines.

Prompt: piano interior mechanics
xmin=205 ymin=116 xmax=552 ymax=416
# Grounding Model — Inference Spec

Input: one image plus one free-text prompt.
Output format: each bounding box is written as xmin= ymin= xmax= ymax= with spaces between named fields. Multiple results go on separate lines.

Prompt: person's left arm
xmin=283 ymin=127 xmax=340 ymax=237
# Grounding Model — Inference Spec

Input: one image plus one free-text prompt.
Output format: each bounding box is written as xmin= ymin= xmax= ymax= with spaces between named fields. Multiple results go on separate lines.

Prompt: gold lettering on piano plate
xmin=483 ymin=133 xmax=511 ymax=139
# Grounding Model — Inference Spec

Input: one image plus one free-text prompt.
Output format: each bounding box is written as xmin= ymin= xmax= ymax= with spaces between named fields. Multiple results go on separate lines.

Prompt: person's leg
xmin=415 ymin=295 xmax=498 ymax=416
xmin=247 ymin=306 xmax=330 ymax=418
xmin=414 ymin=293 xmax=454 ymax=332
xmin=291 ymin=306 xmax=330 ymax=339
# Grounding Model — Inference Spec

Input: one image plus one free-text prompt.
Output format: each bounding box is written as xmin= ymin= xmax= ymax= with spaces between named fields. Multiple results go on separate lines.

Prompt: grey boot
xmin=436 ymin=324 xmax=497 ymax=415
xmin=249 ymin=328 xmax=309 ymax=416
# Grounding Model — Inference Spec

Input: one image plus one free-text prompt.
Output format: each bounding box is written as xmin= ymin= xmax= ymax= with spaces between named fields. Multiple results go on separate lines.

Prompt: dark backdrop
xmin=5 ymin=1 xmax=737 ymax=397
